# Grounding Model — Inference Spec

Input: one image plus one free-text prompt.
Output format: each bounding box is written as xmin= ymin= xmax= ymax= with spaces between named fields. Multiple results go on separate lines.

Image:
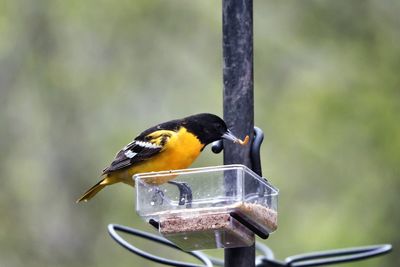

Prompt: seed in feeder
xmin=159 ymin=211 xmax=254 ymax=250
xmin=234 ymin=202 xmax=278 ymax=232
xmin=160 ymin=203 xmax=277 ymax=235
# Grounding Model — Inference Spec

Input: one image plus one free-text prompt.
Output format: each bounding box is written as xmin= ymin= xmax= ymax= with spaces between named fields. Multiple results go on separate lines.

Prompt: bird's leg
xmin=150 ymin=186 xmax=165 ymax=206
xmin=167 ymin=180 xmax=192 ymax=208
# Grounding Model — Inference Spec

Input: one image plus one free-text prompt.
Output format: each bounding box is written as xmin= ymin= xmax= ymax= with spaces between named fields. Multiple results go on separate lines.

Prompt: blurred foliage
xmin=0 ymin=0 xmax=399 ymax=266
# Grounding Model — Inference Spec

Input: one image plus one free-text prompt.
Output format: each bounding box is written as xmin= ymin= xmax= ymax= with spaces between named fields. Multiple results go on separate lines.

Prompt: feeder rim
xmin=133 ymin=164 xmax=279 ymax=194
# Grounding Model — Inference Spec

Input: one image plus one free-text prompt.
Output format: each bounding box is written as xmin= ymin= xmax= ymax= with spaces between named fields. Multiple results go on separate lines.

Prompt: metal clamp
xmin=212 ymin=126 xmax=264 ymax=176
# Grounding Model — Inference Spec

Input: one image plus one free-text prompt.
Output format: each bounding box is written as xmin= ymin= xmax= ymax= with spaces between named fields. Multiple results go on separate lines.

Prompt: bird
xmin=76 ymin=113 xmax=249 ymax=203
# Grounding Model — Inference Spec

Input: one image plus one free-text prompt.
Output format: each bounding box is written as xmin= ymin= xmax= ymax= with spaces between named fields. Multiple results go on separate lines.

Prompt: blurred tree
xmin=0 ymin=0 xmax=398 ymax=266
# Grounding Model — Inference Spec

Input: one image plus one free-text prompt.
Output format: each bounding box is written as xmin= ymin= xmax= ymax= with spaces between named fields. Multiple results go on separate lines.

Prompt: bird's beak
xmin=222 ymin=130 xmax=250 ymax=145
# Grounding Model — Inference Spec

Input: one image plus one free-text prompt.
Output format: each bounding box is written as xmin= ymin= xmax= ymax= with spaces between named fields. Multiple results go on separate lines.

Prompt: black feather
xmin=102 ymin=120 xmax=181 ymax=174
xmin=102 ymin=113 xmax=229 ymax=174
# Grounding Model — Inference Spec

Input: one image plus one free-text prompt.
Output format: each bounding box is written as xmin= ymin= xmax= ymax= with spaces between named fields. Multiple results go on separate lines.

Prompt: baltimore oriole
xmin=76 ymin=113 xmax=249 ymax=203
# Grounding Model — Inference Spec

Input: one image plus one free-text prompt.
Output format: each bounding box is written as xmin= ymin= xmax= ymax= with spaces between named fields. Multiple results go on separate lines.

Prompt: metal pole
xmin=222 ymin=0 xmax=254 ymax=266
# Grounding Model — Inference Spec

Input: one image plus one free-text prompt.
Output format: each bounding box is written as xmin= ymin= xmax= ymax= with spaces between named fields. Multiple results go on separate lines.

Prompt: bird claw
xmin=151 ymin=187 xmax=165 ymax=206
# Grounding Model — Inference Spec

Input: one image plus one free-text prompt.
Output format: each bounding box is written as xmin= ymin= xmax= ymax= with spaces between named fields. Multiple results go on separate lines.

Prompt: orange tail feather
xmin=76 ymin=176 xmax=118 ymax=203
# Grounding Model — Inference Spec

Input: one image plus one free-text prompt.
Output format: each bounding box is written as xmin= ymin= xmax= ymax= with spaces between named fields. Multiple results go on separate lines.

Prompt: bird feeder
xmin=135 ymin=164 xmax=278 ymax=251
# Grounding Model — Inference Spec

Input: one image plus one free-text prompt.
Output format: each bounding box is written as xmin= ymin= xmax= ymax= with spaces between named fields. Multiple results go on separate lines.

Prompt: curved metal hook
xmin=211 ymin=126 xmax=264 ymax=177
xmin=251 ymin=127 xmax=264 ymax=176
xmin=211 ymin=140 xmax=223 ymax=154
xmin=256 ymin=244 xmax=392 ymax=267
xmin=108 ymin=224 xmax=213 ymax=267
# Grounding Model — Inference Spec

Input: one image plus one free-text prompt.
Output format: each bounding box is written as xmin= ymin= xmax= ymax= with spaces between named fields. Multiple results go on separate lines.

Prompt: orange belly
xmin=109 ymin=127 xmax=204 ymax=185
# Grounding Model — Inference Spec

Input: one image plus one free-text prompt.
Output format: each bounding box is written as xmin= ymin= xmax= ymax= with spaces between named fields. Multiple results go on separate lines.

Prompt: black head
xmin=182 ymin=113 xmax=242 ymax=145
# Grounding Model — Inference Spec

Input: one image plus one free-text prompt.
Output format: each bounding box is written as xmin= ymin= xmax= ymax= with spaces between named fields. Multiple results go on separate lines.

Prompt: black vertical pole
xmin=222 ymin=0 xmax=255 ymax=267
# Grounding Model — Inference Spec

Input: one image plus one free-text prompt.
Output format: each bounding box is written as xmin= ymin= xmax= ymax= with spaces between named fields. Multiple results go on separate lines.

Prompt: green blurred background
xmin=0 ymin=0 xmax=398 ymax=266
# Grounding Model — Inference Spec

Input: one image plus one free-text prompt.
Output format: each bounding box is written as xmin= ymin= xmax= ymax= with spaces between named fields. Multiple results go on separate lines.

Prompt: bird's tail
xmin=76 ymin=176 xmax=117 ymax=203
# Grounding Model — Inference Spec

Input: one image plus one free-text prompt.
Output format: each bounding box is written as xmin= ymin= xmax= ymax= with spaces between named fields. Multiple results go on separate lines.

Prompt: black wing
xmin=102 ymin=139 xmax=163 ymax=174
xmin=102 ymin=119 xmax=181 ymax=174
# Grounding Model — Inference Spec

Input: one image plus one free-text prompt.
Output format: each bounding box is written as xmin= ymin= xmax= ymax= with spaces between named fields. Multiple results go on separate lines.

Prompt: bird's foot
xmin=150 ymin=187 xmax=165 ymax=206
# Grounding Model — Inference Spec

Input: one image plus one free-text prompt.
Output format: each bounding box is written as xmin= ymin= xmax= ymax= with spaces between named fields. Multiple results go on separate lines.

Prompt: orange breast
xmin=111 ymin=127 xmax=204 ymax=185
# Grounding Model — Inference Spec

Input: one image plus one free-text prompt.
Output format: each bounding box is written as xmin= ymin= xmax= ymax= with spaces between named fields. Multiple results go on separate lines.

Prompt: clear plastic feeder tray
xmin=135 ymin=164 xmax=278 ymax=251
